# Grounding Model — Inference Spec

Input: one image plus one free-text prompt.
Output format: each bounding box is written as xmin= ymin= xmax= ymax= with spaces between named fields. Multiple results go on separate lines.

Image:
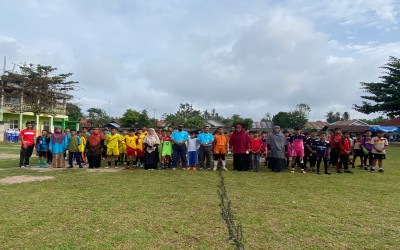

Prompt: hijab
xmin=266 ymin=126 xmax=287 ymax=150
xmin=51 ymin=126 xmax=67 ymax=144
xmin=143 ymin=128 xmax=161 ymax=147
xmin=229 ymin=124 xmax=250 ymax=153
xmin=87 ymin=128 xmax=105 ymax=146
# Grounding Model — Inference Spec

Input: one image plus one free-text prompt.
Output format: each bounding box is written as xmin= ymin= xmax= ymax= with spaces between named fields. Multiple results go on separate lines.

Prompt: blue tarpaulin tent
xmin=369 ymin=126 xmax=399 ymax=133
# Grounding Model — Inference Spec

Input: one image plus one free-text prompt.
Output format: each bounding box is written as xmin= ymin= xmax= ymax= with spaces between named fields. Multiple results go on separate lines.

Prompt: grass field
xmin=0 ymin=142 xmax=399 ymax=249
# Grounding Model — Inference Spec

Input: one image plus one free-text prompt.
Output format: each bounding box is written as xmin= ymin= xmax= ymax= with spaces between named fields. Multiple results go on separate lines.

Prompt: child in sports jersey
xmin=283 ymin=130 xmax=291 ymax=168
xmin=187 ymin=131 xmax=199 ymax=170
xmin=290 ymin=127 xmax=306 ymax=173
xmin=361 ymin=130 xmax=373 ymax=170
xmin=105 ymin=127 xmax=121 ymax=169
xmin=305 ymin=129 xmax=318 ymax=172
xmin=315 ymin=133 xmax=331 ymax=175
xmin=35 ymin=130 xmax=50 ymax=168
xmin=370 ymin=130 xmax=389 ymax=173
xmin=338 ymin=131 xmax=353 ymax=174
xmin=213 ymin=127 xmax=229 ymax=171
xmin=260 ymin=131 xmax=268 ymax=163
xmin=250 ymin=131 xmax=262 ymax=172
xmin=329 ymin=128 xmax=342 ymax=170
xmin=77 ymin=131 xmax=87 ymax=165
xmin=135 ymin=131 xmax=144 ymax=168
xmin=161 ymin=130 xmax=173 ymax=169
xmin=124 ymin=129 xmax=137 ymax=170
xmin=68 ymin=129 xmax=83 ymax=168
xmin=352 ymin=133 xmax=364 ymax=169
xmin=118 ymin=129 xmax=128 ymax=165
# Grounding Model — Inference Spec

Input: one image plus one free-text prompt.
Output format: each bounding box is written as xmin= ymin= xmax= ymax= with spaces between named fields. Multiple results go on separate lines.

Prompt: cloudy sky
xmin=1 ymin=0 xmax=399 ymax=121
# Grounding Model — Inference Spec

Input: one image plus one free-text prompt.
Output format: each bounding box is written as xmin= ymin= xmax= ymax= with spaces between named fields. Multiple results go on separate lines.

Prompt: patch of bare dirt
xmin=0 ymin=153 xmax=19 ymax=159
xmin=0 ymin=175 xmax=54 ymax=184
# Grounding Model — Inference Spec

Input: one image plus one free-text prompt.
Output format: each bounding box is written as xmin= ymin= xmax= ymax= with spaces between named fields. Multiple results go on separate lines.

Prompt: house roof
xmin=252 ymin=121 xmax=274 ymax=129
xmin=322 ymin=125 xmax=370 ymax=132
xmin=331 ymin=120 xmax=370 ymax=126
xmin=305 ymin=121 xmax=329 ymax=129
xmin=206 ymin=119 xmax=225 ymax=127
xmin=380 ymin=117 xmax=400 ymax=126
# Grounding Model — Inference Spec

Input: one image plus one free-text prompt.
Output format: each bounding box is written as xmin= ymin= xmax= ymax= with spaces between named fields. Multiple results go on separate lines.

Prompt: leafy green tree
xmin=354 ymin=56 xmax=400 ymax=118
xmin=359 ymin=116 xmax=389 ymax=125
xmin=325 ymin=111 xmax=341 ymax=123
xmin=272 ymin=112 xmax=291 ymax=128
xmin=288 ymin=103 xmax=310 ymax=128
xmin=66 ymin=103 xmax=83 ymax=121
xmin=86 ymin=108 xmax=110 ymax=127
xmin=120 ymin=109 xmax=140 ymax=127
xmin=261 ymin=112 xmax=272 ymax=122
xmin=342 ymin=112 xmax=350 ymax=121
xmin=1 ymin=64 xmax=78 ymax=116
xmin=164 ymin=103 xmax=205 ymax=128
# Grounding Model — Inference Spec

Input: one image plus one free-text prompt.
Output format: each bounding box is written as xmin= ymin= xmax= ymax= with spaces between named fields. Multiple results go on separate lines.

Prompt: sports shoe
xmin=123 ymin=166 xmax=130 ymax=170
xmin=182 ymin=168 xmax=187 ymax=170
xmin=20 ymin=166 xmax=25 ymax=169
xmin=193 ymin=167 xmax=197 ymax=171
xmin=301 ymin=169 xmax=306 ymax=174
xmin=199 ymin=168 xmax=204 ymax=171
xmin=79 ymin=165 xmax=83 ymax=168
xmin=36 ymin=165 xmax=42 ymax=168
xmin=379 ymin=168 xmax=384 ymax=173
xmin=187 ymin=167 xmax=191 ymax=170
xmin=171 ymin=168 xmax=176 ymax=170
xmin=68 ymin=165 xmax=73 ymax=168
xmin=370 ymin=167 xmax=375 ymax=172
xmin=26 ymin=165 xmax=31 ymax=168
xmin=131 ymin=166 xmax=136 ymax=170
xmin=344 ymin=170 xmax=353 ymax=173
xmin=291 ymin=168 xmax=295 ymax=173
xmin=222 ymin=168 xmax=228 ymax=171
xmin=324 ymin=172 xmax=331 ymax=175
xmin=337 ymin=169 xmax=342 ymax=173
xmin=43 ymin=165 xmax=47 ymax=168
xmin=206 ymin=168 xmax=211 ymax=171
xmin=213 ymin=167 xmax=217 ymax=171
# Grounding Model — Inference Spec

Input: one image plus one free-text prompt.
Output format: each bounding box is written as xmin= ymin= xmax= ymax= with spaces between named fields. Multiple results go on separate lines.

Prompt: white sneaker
xmin=20 ymin=166 xmax=25 ymax=169
xmin=301 ymin=169 xmax=306 ymax=174
xmin=26 ymin=165 xmax=31 ymax=168
xmin=291 ymin=168 xmax=295 ymax=173
xmin=213 ymin=167 xmax=217 ymax=171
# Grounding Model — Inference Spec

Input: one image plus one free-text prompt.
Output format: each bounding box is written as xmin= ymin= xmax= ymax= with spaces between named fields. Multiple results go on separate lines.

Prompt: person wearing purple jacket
xmin=361 ymin=130 xmax=373 ymax=170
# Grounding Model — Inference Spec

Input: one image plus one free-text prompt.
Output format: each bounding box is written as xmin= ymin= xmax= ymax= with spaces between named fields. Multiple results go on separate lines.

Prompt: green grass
xmin=0 ymin=142 xmax=399 ymax=249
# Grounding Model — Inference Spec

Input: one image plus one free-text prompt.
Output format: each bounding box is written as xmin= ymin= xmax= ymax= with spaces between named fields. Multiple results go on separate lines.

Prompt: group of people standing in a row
xmin=17 ymin=122 xmax=389 ymax=174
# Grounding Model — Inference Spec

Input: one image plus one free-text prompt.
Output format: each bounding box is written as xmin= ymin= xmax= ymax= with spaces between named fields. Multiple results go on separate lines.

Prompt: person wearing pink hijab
xmin=229 ymin=124 xmax=251 ymax=171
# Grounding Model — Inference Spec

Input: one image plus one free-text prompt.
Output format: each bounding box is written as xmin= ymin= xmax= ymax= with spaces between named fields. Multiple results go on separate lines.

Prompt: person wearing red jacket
xmin=338 ymin=131 xmax=353 ymax=174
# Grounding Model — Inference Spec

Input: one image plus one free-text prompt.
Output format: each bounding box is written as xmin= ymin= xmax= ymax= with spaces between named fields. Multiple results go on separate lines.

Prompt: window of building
xmin=43 ymin=121 xmax=50 ymax=131
xmin=9 ymin=119 xmax=19 ymax=129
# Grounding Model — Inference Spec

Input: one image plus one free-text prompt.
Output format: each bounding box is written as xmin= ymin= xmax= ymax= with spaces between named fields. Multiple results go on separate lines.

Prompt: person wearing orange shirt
xmin=213 ymin=127 xmax=228 ymax=171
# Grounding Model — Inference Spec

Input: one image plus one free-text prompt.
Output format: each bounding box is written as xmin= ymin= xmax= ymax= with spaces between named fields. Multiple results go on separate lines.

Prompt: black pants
xmin=317 ymin=157 xmax=328 ymax=173
xmin=199 ymin=146 xmax=212 ymax=168
xmin=19 ymin=145 xmax=34 ymax=167
xmin=339 ymin=154 xmax=349 ymax=170
xmin=88 ymin=155 xmax=101 ymax=168
xmin=233 ymin=153 xmax=248 ymax=171
xmin=330 ymin=148 xmax=339 ymax=165
xmin=309 ymin=154 xmax=317 ymax=168
xmin=363 ymin=152 xmax=373 ymax=166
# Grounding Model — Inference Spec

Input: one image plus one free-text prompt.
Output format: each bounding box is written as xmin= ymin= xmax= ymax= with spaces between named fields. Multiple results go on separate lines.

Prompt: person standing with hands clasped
xmin=197 ymin=125 xmax=214 ymax=171
xmin=171 ymin=125 xmax=189 ymax=170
